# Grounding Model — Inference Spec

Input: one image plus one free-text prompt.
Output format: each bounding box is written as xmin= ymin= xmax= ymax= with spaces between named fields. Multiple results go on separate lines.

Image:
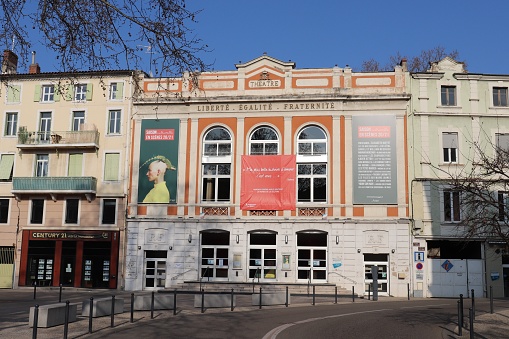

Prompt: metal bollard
xmin=111 ymin=295 xmax=115 ymax=328
xmin=471 ymin=289 xmax=475 ymax=321
xmin=460 ymin=294 xmax=464 ymax=327
xmin=285 ymin=286 xmax=289 ymax=307
xmin=32 ymin=304 xmax=39 ymax=339
xmin=89 ymin=297 xmax=94 ymax=333
xmin=259 ymin=287 xmax=262 ymax=309
xmin=490 ymin=286 xmax=494 ymax=314
xmin=335 ymin=286 xmax=338 ymax=304
xmin=368 ymin=284 xmax=371 ymax=300
xmin=352 ymin=286 xmax=355 ymax=303
xmin=173 ymin=290 xmax=177 ymax=316
xmin=59 ymin=284 xmax=63 ymax=303
xmin=407 ymin=283 xmax=410 ymax=300
xmin=312 ymin=285 xmax=315 ymax=306
xmin=231 ymin=289 xmax=234 ymax=311
xmin=469 ymin=307 xmax=474 ymax=339
xmin=63 ymin=300 xmax=70 ymax=339
xmin=201 ymin=290 xmax=205 ymax=313
xmin=33 ymin=282 xmax=37 ymax=300
xmin=130 ymin=293 xmax=134 ymax=323
xmin=457 ymin=300 xmax=462 ymax=336
xmin=151 ymin=291 xmax=155 ymax=319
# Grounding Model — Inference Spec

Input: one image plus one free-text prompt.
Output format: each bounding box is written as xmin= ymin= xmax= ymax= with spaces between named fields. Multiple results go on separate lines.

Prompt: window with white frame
xmin=493 ymin=87 xmax=508 ymax=107
xmin=30 ymin=198 xmax=45 ymax=224
xmin=109 ymin=82 xmax=123 ymax=100
xmin=249 ymin=126 xmax=279 ymax=155
xmin=441 ymin=85 xmax=456 ymax=106
xmin=297 ymin=126 xmax=327 ymax=203
xmin=4 ymin=112 xmax=17 ymax=136
xmin=65 ymin=198 xmax=79 ymax=224
xmin=35 ymin=154 xmax=49 ymax=177
xmin=0 ymin=154 xmax=14 ymax=181
xmin=442 ymin=132 xmax=458 ymax=163
xmin=496 ymin=133 xmax=509 ymax=156
xmin=0 ymin=199 xmax=9 ymax=223
xmin=201 ymin=127 xmax=232 ymax=202
xmin=41 ymin=85 xmax=55 ymax=102
xmin=101 ymin=199 xmax=116 ymax=224
xmin=39 ymin=112 xmax=52 ymax=143
xmin=443 ymin=190 xmax=461 ymax=222
xmin=72 ymin=111 xmax=85 ymax=131
xmin=498 ymin=192 xmax=509 ymax=221
xmin=108 ymin=110 xmax=121 ymax=134
xmin=74 ymin=84 xmax=87 ymax=101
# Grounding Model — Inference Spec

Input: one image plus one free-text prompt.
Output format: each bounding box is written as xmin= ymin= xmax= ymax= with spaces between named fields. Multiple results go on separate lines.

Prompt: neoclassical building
xmin=125 ymin=54 xmax=411 ymax=296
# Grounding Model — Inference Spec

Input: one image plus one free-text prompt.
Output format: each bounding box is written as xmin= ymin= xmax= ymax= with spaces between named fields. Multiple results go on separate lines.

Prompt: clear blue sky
xmin=26 ymin=0 xmax=509 ymax=75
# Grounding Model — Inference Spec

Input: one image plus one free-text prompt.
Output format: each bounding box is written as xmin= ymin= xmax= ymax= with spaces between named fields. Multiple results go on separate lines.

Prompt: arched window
xmin=297 ymin=126 xmax=327 ymax=203
xmin=201 ymin=127 xmax=232 ymax=202
xmin=249 ymin=126 xmax=279 ymax=155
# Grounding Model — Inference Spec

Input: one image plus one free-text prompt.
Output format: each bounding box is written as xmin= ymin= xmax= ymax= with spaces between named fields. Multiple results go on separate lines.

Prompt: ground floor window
xmin=144 ymin=250 xmax=167 ymax=289
xmin=201 ymin=231 xmax=229 ymax=280
xmin=248 ymin=232 xmax=277 ymax=281
xmin=296 ymin=231 xmax=327 ymax=282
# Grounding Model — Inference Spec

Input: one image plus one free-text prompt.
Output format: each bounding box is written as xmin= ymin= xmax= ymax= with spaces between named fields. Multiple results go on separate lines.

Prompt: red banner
xmin=240 ymin=155 xmax=296 ymax=210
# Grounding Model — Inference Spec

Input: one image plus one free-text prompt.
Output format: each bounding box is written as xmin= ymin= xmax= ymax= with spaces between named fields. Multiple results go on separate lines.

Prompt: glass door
xmin=200 ymin=231 xmax=230 ymax=280
xmin=144 ymin=250 xmax=167 ymax=290
xmin=39 ymin=112 xmax=52 ymax=143
xmin=296 ymin=232 xmax=328 ymax=283
xmin=249 ymin=232 xmax=277 ymax=281
xmin=364 ymin=254 xmax=389 ymax=296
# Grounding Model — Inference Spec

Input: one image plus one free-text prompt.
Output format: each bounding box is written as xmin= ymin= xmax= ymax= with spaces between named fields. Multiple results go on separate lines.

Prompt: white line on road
xmin=400 ymin=303 xmax=451 ymax=309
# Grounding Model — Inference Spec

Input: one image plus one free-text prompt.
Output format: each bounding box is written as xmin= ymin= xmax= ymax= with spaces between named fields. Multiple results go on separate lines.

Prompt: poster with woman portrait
xmin=137 ymin=119 xmax=180 ymax=204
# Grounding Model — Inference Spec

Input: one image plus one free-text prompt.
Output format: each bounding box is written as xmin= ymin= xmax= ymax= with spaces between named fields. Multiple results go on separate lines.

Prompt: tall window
xmin=493 ymin=87 xmax=508 ymax=107
xmin=108 ymin=110 xmax=121 ymax=134
xmin=442 ymin=132 xmax=458 ymax=163
xmin=443 ymin=190 xmax=460 ymax=222
xmin=0 ymin=199 xmax=9 ymax=223
xmin=41 ymin=85 xmax=54 ymax=102
xmin=109 ymin=82 xmax=123 ymax=100
xmin=499 ymin=192 xmax=509 ymax=221
xmin=297 ymin=126 xmax=327 ymax=203
xmin=101 ymin=199 xmax=116 ymax=224
xmin=249 ymin=126 xmax=279 ymax=155
xmin=441 ymin=85 xmax=456 ymax=106
xmin=65 ymin=199 xmax=79 ymax=224
xmin=31 ymin=199 xmax=45 ymax=224
xmin=72 ymin=111 xmax=85 ymax=131
xmin=202 ymin=127 xmax=232 ymax=202
xmin=74 ymin=84 xmax=87 ymax=101
xmin=35 ymin=154 xmax=49 ymax=177
xmin=39 ymin=112 xmax=52 ymax=142
xmin=4 ymin=112 xmax=17 ymax=136
xmin=496 ymin=133 xmax=509 ymax=158
xmin=0 ymin=154 xmax=14 ymax=181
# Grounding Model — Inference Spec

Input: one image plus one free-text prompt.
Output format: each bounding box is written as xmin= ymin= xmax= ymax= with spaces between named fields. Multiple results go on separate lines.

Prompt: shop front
xmin=19 ymin=230 xmax=119 ymax=289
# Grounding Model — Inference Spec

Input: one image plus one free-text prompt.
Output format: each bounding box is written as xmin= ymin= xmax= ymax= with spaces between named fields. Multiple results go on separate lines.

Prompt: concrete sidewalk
xmin=443 ymin=304 xmax=509 ymax=339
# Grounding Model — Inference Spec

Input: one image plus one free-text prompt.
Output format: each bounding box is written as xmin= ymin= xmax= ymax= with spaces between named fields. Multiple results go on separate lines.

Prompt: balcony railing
xmin=17 ymin=130 xmax=100 ymax=149
xmin=12 ymin=177 xmax=97 ymax=193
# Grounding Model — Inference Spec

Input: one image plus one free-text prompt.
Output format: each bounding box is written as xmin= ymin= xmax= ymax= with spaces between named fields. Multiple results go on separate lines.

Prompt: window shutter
xmin=64 ymin=85 xmax=73 ymax=101
xmin=7 ymin=85 xmax=21 ymax=103
xmin=54 ymin=86 xmax=60 ymax=102
xmin=68 ymin=153 xmax=83 ymax=176
xmin=116 ymin=82 xmax=124 ymax=99
xmin=33 ymin=85 xmax=41 ymax=102
xmin=104 ymin=153 xmax=120 ymax=180
xmin=496 ymin=134 xmax=509 ymax=151
xmin=86 ymin=84 xmax=93 ymax=100
xmin=0 ymin=154 xmax=14 ymax=180
xmin=442 ymin=133 xmax=458 ymax=148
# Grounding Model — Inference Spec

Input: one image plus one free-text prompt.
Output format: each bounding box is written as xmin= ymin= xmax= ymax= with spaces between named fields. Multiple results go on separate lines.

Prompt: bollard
xmin=231 ymin=289 xmax=234 ymax=311
xmin=89 ymin=297 xmax=94 ymax=333
xmin=33 ymin=282 xmax=37 ymax=300
xmin=174 ymin=290 xmax=177 ymax=316
xmin=63 ymin=300 xmax=70 ymax=339
xmin=312 ymin=285 xmax=315 ymax=306
xmin=335 ymin=286 xmax=338 ymax=304
xmin=201 ymin=289 xmax=205 ymax=313
xmin=407 ymin=283 xmax=410 ymax=300
xmin=130 ymin=293 xmax=134 ymax=323
xmin=457 ymin=300 xmax=462 ymax=336
xmin=259 ymin=287 xmax=262 ymax=310
xmin=32 ymin=304 xmax=39 ymax=339
xmin=59 ymin=284 xmax=63 ymax=303
xmin=285 ymin=286 xmax=289 ymax=307
xmin=111 ymin=295 xmax=115 ymax=328
xmin=469 ymin=307 xmax=474 ymax=339
xmin=490 ymin=286 xmax=494 ymax=314
xmin=368 ymin=284 xmax=371 ymax=300
xmin=460 ymin=294 xmax=464 ymax=327
xmin=151 ymin=291 xmax=155 ymax=319
xmin=352 ymin=286 xmax=355 ymax=303
xmin=471 ymin=289 xmax=475 ymax=321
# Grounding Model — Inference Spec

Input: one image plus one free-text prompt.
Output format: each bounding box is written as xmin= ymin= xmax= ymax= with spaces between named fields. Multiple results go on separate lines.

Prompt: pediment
xmin=429 ymin=57 xmax=466 ymax=73
xmin=235 ymin=53 xmax=295 ymax=73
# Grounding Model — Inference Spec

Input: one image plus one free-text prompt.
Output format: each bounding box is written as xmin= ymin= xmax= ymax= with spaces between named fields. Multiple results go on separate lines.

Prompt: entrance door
xmin=296 ymin=232 xmax=327 ymax=283
xmin=504 ymin=265 xmax=509 ymax=297
xmin=60 ymin=241 xmax=76 ymax=287
xmin=200 ymin=231 xmax=230 ymax=280
xmin=248 ymin=232 xmax=277 ymax=281
xmin=144 ymin=250 xmax=167 ymax=290
xmin=364 ymin=254 xmax=389 ymax=296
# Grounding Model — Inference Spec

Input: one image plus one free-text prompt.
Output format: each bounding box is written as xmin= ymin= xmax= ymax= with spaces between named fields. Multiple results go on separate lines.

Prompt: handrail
xmin=200 ymin=267 xmax=210 ymax=292
xmin=170 ymin=268 xmax=197 ymax=281
xmin=328 ymin=271 xmax=357 ymax=284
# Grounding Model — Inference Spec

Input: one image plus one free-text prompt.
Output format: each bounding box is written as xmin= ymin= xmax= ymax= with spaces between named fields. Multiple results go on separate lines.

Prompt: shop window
xmin=493 ymin=87 xmax=508 ymax=107
xmin=442 ymin=132 xmax=458 ymax=163
xmin=65 ymin=199 xmax=79 ymax=224
xmin=101 ymin=199 xmax=116 ymax=224
xmin=31 ymin=199 xmax=45 ymax=224
xmin=249 ymin=126 xmax=279 ymax=155
xmin=0 ymin=199 xmax=9 ymax=223
xmin=441 ymin=85 xmax=456 ymax=106
xmin=201 ymin=127 xmax=232 ymax=203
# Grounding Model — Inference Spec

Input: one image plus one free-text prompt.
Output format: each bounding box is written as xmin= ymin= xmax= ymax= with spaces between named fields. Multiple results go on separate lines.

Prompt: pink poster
xmin=241 ymin=155 xmax=296 ymax=210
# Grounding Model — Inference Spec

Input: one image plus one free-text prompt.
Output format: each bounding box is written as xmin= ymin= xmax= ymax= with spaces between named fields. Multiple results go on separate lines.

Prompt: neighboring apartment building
xmin=0 ymin=50 xmax=137 ymax=289
xmin=409 ymin=57 xmax=509 ymax=298
xmin=125 ymin=54 xmax=412 ymax=297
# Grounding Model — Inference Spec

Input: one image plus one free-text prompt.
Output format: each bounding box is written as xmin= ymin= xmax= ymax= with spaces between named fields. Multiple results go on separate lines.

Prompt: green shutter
xmin=67 ymin=153 xmax=83 ymax=176
xmin=33 ymin=85 xmax=41 ymax=102
xmin=104 ymin=153 xmax=120 ymax=181
xmin=54 ymin=86 xmax=60 ymax=102
xmin=86 ymin=84 xmax=93 ymax=100
xmin=116 ymin=82 xmax=124 ymax=99
xmin=0 ymin=154 xmax=14 ymax=180
xmin=64 ymin=85 xmax=73 ymax=101
xmin=7 ymin=85 xmax=20 ymax=103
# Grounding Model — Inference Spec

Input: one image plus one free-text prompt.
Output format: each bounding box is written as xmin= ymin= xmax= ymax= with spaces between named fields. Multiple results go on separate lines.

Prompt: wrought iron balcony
xmin=12 ymin=177 xmax=97 ymax=198
xmin=16 ymin=129 xmax=99 ymax=149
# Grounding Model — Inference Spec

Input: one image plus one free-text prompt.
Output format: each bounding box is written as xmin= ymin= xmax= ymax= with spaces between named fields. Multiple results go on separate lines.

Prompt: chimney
xmin=1 ymin=50 xmax=18 ymax=74
xmin=400 ymin=58 xmax=408 ymax=72
xmin=29 ymin=51 xmax=41 ymax=74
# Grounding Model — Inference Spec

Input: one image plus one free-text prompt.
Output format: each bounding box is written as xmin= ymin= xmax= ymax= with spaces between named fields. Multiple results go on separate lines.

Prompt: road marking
xmin=400 ymin=303 xmax=451 ymax=309
xmin=262 ymin=309 xmax=391 ymax=339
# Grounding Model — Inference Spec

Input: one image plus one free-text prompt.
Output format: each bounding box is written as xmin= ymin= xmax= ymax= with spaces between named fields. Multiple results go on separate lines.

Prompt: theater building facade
xmin=125 ymin=55 xmax=412 ymax=296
